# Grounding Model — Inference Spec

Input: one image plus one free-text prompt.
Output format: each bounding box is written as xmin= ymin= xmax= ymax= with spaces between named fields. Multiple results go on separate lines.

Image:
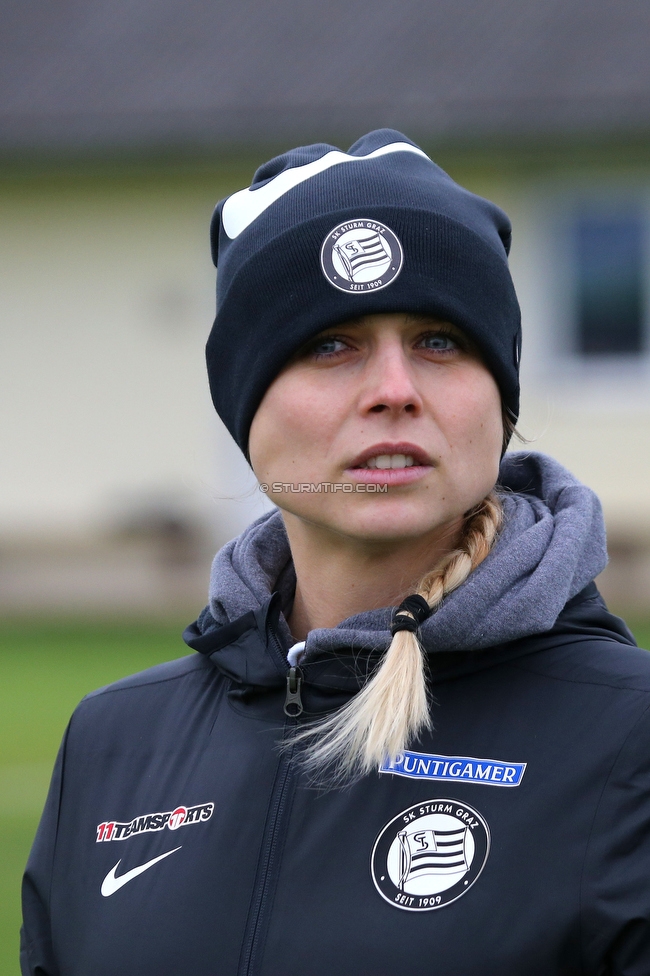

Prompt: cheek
xmin=248 ymin=375 xmax=339 ymax=476
xmin=467 ymin=386 xmax=501 ymax=439
xmin=438 ymin=371 xmax=503 ymax=472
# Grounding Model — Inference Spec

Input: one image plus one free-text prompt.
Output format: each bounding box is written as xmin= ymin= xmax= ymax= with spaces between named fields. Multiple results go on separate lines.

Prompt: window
xmin=573 ymin=211 xmax=646 ymax=356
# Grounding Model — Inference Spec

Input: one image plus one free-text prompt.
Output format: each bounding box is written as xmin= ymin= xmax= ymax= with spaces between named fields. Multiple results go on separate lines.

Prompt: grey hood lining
xmin=209 ymin=452 xmax=608 ymax=657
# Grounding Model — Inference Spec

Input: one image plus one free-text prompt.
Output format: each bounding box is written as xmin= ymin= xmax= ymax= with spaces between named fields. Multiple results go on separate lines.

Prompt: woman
xmin=22 ymin=130 xmax=650 ymax=975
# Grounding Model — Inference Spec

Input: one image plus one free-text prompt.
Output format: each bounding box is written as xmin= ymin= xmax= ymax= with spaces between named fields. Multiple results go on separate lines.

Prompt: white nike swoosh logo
xmin=221 ymin=141 xmax=430 ymax=239
xmin=100 ymin=847 xmax=182 ymax=897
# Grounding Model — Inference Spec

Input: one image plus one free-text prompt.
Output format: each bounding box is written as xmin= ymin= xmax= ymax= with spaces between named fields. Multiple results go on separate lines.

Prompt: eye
xmin=309 ymin=336 xmax=350 ymax=359
xmin=417 ymin=331 xmax=459 ymax=353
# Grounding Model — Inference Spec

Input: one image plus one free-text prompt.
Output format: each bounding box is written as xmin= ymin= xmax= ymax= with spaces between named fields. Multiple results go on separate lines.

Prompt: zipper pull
xmin=284 ymin=666 xmax=304 ymax=717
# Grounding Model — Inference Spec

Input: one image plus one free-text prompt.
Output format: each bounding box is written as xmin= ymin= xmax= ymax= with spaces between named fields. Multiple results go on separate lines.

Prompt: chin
xmin=330 ymin=503 xmax=454 ymax=544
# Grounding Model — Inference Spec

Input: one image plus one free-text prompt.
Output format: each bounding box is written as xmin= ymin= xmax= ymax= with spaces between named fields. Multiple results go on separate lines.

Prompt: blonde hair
xmin=293 ymin=491 xmax=503 ymax=782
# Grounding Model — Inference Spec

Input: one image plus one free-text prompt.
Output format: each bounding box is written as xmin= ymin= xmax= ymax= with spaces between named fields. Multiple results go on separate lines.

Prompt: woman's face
xmin=248 ymin=313 xmax=503 ymax=545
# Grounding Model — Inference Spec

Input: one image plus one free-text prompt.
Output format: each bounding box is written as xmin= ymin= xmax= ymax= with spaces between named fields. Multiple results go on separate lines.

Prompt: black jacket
xmin=21 ymin=583 xmax=650 ymax=976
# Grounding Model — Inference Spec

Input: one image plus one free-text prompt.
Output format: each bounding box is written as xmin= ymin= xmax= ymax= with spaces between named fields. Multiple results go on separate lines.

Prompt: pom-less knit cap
xmin=207 ymin=128 xmax=522 ymax=455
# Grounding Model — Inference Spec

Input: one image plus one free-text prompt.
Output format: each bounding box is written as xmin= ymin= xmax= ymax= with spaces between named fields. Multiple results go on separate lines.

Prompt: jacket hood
xmin=184 ymin=452 xmax=634 ymax=703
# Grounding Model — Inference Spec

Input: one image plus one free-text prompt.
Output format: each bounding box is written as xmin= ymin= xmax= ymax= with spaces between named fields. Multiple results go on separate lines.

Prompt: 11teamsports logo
xmin=96 ymin=801 xmax=214 ymax=842
xmin=371 ymin=799 xmax=490 ymax=911
xmin=320 ymin=219 xmax=403 ymax=293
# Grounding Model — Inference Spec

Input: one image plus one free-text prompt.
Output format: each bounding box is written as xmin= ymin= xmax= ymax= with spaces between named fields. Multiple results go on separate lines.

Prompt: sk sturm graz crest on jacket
xmin=21 ymin=455 xmax=650 ymax=975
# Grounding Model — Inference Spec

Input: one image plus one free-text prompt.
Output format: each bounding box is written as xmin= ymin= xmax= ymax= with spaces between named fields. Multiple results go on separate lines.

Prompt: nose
xmin=358 ymin=339 xmax=423 ymax=417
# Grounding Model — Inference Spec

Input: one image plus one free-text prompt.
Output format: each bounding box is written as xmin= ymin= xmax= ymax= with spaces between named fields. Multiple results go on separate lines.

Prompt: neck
xmin=282 ymin=513 xmax=464 ymax=641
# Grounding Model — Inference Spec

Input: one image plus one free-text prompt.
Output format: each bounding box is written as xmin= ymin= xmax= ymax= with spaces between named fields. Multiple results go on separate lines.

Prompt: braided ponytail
xmin=294 ymin=491 xmax=503 ymax=781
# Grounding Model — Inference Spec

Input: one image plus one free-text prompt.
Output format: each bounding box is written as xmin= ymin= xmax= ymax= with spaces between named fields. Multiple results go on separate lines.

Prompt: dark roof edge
xmin=4 ymin=130 xmax=650 ymax=185
xmin=4 ymin=95 xmax=650 ymax=157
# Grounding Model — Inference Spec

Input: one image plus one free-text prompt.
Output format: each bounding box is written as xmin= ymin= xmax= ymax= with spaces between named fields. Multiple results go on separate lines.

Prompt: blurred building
xmin=1 ymin=0 xmax=650 ymax=614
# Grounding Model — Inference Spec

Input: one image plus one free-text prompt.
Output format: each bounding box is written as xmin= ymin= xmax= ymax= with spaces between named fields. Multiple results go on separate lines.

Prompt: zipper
xmin=237 ymin=629 xmax=299 ymax=976
xmin=284 ymin=666 xmax=304 ymax=717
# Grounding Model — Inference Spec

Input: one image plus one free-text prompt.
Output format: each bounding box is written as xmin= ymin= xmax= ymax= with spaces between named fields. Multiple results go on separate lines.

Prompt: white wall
xmin=0 ymin=168 xmax=272 ymax=546
xmin=3 ymin=160 xmax=650 ymax=555
xmin=478 ymin=169 xmax=650 ymax=537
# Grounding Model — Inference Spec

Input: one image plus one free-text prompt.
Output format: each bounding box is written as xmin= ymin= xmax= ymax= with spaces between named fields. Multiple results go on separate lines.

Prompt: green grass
xmin=0 ymin=621 xmax=188 ymax=976
xmin=1 ymin=617 xmax=650 ymax=976
xmin=631 ymin=622 xmax=650 ymax=651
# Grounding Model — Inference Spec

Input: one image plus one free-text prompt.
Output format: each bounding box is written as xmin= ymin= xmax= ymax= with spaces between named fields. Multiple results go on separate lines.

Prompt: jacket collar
xmin=184 ymin=582 xmax=636 ymax=715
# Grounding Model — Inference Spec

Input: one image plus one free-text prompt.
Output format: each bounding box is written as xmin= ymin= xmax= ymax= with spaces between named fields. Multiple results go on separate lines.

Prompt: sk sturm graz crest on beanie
xmin=206 ymin=129 xmax=522 ymax=454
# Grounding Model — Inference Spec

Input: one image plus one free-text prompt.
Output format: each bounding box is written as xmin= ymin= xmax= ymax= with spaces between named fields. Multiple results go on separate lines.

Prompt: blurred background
xmin=2 ymin=0 xmax=650 ymax=970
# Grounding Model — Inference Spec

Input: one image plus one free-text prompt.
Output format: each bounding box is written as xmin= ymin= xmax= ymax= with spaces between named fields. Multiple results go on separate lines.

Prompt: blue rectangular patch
xmin=379 ymin=750 xmax=527 ymax=787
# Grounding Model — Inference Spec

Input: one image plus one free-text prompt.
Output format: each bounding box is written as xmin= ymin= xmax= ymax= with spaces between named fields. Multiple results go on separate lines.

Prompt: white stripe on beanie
xmin=221 ymin=142 xmax=429 ymax=240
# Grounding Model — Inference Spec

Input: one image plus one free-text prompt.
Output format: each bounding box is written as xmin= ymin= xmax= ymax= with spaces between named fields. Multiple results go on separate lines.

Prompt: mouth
xmin=360 ymin=453 xmax=415 ymax=469
xmin=345 ymin=442 xmax=434 ymax=485
xmin=348 ymin=442 xmax=433 ymax=470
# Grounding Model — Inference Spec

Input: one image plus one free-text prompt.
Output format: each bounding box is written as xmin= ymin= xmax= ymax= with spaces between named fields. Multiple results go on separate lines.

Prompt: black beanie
xmin=207 ymin=129 xmax=521 ymax=454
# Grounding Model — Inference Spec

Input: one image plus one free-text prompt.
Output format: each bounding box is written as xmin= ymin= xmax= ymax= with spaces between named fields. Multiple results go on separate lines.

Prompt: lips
xmin=345 ymin=442 xmax=434 ymax=486
xmin=348 ymin=442 xmax=433 ymax=470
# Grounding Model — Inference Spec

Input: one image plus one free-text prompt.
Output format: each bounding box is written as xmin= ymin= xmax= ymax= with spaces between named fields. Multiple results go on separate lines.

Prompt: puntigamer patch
xmin=380 ymin=750 xmax=526 ymax=787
